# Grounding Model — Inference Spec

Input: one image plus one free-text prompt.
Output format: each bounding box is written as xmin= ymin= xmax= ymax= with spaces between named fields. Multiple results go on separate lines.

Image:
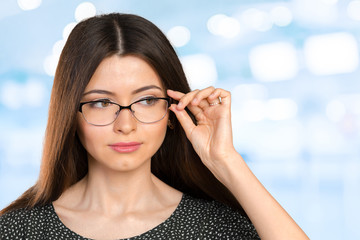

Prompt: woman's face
xmin=77 ymin=55 xmax=169 ymax=173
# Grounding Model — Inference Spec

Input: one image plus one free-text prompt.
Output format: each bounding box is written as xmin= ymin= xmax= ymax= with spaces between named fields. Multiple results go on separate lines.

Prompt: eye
xmin=138 ymin=97 xmax=159 ymax=106
xmin=89 ymin=99 xmax=112 ymax=108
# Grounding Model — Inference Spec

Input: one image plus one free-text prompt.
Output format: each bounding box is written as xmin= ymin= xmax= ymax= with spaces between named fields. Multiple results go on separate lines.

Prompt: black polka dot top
xmin=0 ymin=194 xmax=260 ymax=239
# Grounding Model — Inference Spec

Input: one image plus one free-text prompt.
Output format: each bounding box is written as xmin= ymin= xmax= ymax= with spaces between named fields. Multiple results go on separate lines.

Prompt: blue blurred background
xmin=1 ymin=0 xmax=359 ymax=239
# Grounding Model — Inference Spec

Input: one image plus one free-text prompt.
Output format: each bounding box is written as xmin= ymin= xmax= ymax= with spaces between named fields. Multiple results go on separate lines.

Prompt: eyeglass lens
xmin=81 ymin=98 xmax=169 ymax=126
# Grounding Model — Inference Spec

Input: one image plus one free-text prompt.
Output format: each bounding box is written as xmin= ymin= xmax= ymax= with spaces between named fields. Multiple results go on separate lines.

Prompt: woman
xmin=0 ymin=13 xmax=309 ymax=239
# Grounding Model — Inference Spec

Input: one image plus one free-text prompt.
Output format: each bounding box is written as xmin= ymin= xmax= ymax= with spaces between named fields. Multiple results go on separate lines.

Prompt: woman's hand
xmin=167 ymin=87 xmax=238 ymax=181
xmin=168 ymin=87 xmax=310 ymax=240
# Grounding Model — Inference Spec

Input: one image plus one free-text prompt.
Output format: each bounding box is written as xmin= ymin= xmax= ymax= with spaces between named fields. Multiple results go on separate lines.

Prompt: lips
xmin=109 ymin=142 xmax=142 ymax=153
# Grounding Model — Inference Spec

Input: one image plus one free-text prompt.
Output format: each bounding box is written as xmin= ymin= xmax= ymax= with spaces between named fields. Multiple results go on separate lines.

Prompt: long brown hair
xmin=1 ymin=13 xmax=246 ymax=216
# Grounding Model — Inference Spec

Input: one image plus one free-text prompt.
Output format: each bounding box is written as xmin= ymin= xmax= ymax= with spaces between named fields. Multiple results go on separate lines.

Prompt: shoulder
xmin=181 ymin=194 xmax=260 ymax=239
xmin=0 ymin=204 xmax=52 ymax=238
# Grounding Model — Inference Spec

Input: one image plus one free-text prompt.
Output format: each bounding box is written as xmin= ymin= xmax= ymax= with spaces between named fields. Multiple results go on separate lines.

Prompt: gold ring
xmin=209 ymin=101 xmax=220 ymax=106
xmin=209 ymin=97 xmax=222 ymax=106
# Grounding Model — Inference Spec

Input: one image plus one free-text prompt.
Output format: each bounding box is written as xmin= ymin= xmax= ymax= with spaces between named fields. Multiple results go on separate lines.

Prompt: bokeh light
xmin=270 ymin=6 xmax=293 ymax=27
xmin=207 ymin=14 xmax=242 ymax=38
xmin=249 ymin=42 xmax=298 ymax=82
xmin=326 ymin=100 xmax=346 ymax=122
xmin=75 ymin=2 xmax=97 ymax=22
xmin=293 ymin=0 xmax=338 ymax=25
xmin=180 ymin=54 xmax=217 ymax=90
xmin=62 ymin=22 xmax=77 ymax=40
xmin=241 ymin=8 xmax=273 ymax=32
xmin=167 ymin=26 xmax=191 ymax=47
xmin=0 ymin=81 xmax=46 ymax=109
xmin=266 ymin=98 xmax=298 ymax=121
xmin=347 ymin=0 xmax=360 ymax=21
xmin=17 ymin=0 xmax=42 ymax=11
xmin=43 ymin=54 xmax=59 ymax=76
xmin=304 ymin=32 xmax=359 ymax=75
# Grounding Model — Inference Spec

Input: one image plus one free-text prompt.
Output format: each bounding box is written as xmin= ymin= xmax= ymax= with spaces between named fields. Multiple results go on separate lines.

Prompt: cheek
xmin=144 ymin=117 xmax=169 ymax=153
xmin=76 ymin=115 xmax=85 ymax=144
xmin=76 ymin=114 xmax=101 ymax=153
xmin=76 ymin=114 xmax=87 ymax=146
xmin=157 ymin=115 xmax=169 ymax=139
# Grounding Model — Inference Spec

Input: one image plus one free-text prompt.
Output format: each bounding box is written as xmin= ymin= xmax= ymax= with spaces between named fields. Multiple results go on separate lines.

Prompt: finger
xmin=190 ymin=86 xmax=215 ymax=106
xmin=169 ymin=104 xmax=196 ymax=139
xmin=207 ymin=88 xmax=221 ymax=102
xmin=193 ymin=87 xmax=227 ymax=110
xmin=216 ymin=88 xmax=231 ymax=105
xmin=168 ymin=89 xmax=206 ymax=117
xmin=167 ymin=89 xmax=185 ymax=100
xmin=173 ymin=89 xmax=200 ymax=110
xmin=206 ymin=89 xmax=221 ymax=107
xmin=207 ymin=88 xmax=231 ymax=107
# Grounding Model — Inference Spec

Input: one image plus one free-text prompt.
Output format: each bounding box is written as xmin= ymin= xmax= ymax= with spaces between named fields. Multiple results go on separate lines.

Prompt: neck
xmin=54 ymin=156 xmax=182 ymax=217
xmin=74 ymin=160 xmax=162 ymax=215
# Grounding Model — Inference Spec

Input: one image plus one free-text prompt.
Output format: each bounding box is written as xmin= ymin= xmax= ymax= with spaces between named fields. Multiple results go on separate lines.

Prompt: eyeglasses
xmin=79 ymin=97 xmax=171 ymax=126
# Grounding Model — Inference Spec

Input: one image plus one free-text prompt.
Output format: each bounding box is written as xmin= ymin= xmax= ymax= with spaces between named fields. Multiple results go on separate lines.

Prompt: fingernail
xmin=192 ymin=98 xmax=198 ymax=104
xmin=169 ymin=105 xmax=176 ymax=112
xmin=177 ymin=102 xmax=183 ymax=108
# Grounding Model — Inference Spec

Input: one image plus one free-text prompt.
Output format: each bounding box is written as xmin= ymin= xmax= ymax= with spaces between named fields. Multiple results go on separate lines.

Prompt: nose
xmin=113 ymin=108 xmax=136 ymax=134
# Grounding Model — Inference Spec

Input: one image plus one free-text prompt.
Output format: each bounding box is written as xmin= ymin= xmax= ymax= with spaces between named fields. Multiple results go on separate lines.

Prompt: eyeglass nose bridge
xmin=114 ymin=103 xmax=136 ymax=119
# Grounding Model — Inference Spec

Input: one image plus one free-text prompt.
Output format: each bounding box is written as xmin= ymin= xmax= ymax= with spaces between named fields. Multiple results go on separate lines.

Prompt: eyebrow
xmin=83 ymin=85 xmax=163 ymax=96
xmin=132 ymin=85 xmax=162 ymax=94
xmin=82 ymin=89 xmax=115 ymax=96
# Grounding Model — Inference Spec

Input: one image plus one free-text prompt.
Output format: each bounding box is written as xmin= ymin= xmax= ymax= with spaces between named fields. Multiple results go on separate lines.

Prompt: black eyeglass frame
xmin=78 ymin=97 xmax=172 ymax=126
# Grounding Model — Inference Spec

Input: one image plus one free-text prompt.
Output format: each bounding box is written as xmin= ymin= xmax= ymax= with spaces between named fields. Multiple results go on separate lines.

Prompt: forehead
xmin=84 ymin=55 xmax=164 ymax=93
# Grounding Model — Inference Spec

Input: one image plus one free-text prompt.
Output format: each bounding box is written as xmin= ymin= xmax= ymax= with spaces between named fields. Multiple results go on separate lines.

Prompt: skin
xmin=54 ymin=54 xmax=309 ymax=239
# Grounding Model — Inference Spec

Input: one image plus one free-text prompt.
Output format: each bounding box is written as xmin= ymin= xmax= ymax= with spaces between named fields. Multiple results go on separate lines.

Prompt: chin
xmin=103 ymin=155 xmax=151 ymax=173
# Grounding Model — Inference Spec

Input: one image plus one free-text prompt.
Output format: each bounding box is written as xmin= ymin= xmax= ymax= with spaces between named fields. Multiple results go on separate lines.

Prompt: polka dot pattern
xmin=0 ymin=194 xmax=260 ymax=239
